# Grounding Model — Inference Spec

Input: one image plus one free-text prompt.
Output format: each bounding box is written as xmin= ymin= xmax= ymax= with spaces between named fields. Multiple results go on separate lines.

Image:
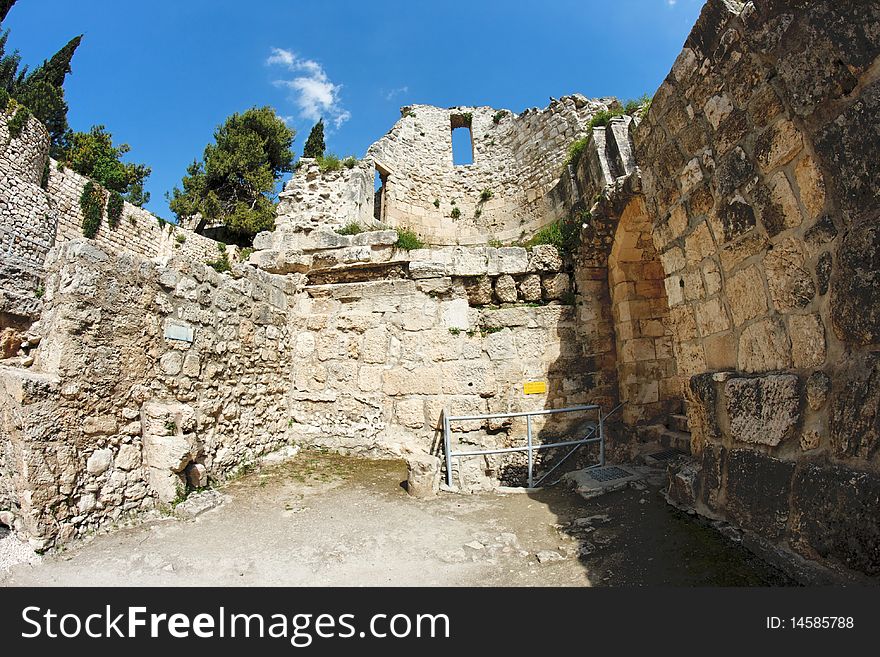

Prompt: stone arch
xmin=608 ymin=195 xmax=680 ymax=425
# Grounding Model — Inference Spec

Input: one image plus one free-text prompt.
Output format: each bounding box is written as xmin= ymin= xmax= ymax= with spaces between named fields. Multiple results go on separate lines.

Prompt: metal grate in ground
xmin=587 ymin=466 xmax=634 ymax=482
xmin=647 ymin=448 xmax=686 ymax=462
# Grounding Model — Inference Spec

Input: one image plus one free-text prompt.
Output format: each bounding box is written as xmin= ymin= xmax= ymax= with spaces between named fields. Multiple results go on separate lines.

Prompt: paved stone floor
xmin=1 ymin=451 xmax=793 ymax=586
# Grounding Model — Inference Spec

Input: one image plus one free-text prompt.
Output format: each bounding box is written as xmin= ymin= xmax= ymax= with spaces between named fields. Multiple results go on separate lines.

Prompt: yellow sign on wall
xmin=523 ymin=381 xmax=547 ymax=395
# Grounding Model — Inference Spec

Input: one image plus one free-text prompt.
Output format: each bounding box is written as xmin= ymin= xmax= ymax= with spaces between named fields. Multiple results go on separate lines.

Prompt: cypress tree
xmin=0 ymin=0 xmax=16 ymax=25
xmin=23 ymin=35 xmax=82 ymax=89
xmin=302 ymin=118 xmax=326 ymax=159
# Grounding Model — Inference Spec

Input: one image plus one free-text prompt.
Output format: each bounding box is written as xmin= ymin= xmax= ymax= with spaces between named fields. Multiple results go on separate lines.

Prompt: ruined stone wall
xmin=636 ymin=0 xmax=880 ymax=579
xmin=0 ymin=109 xmax=56 ymax=324
xmin=0 ymin=240 xmax=301 ymax=546
xmin=285 ymin=241 xmax=615 ymax=489
xmin=273 ymin=98 xmax=610 ymax=247
xmin=48 ymin=164 xmax=222 ymax=267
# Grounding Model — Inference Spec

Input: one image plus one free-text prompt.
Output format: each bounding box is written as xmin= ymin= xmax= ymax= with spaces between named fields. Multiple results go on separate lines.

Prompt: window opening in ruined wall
xmin=451 ymin=113 xmax=474 ymax=166
xmin=374 ymin=165 xmax=389 ymax=222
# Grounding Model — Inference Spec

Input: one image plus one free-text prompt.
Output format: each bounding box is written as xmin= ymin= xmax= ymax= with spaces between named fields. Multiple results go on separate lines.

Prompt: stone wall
xmin=0 ymin=240 xmax=302 ymax=546
xmin=48 ymin=163 xmax=223 ymax=267
xmin=0 ymin=109 xmax=56 ymax=326
xmin=635 ymin=0 xmax=880 ymax=579
xmin=273 ymin=98 xmax=612 ymax=247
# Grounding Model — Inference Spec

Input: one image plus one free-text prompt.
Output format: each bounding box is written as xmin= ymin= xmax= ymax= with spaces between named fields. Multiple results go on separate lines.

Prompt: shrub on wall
xmin=0 ymin=88 xmax=9 ymax=112
xmin=316 ymin=154 xmax=341 ymax=173
xmin=7 ymin=105 xmax=30 ymax=139
xmin=526 ymin=214 xmax=582 ymax=255
xmin=106 ymin=190 xmax=124 ymax=229
xmin=395 ymin=228 xmax=424 ymax=251
xmin=79 ymin=181 xmax=105 ymax=238
xmin=40 ymin=159 xmax=50 ymax=189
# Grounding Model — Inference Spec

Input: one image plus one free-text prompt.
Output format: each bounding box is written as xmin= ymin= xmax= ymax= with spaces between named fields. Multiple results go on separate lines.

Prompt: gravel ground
xmin=0 ymin=529 xmax=41 ymax=573
xmin=0 ymin=451 xmax=792 ymax=587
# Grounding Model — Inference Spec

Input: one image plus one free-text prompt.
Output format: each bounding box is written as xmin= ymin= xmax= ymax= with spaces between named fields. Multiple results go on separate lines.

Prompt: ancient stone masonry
xmin=635 ymin=0 xmax=880 ymax=580
xmin=1 ymin=240 xmax=301 ymax=547
xmin=1 ymin=0 xmax=879 ymax=583
xmin=274 ymin=98 xmax=614 ymax=246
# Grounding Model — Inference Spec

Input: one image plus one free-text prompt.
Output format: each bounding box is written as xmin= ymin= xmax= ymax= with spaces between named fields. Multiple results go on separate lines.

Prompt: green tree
xmin=0 ymin=0 xmax=15 ymax=24
xmin=169 ymin=106 xmax=295 ymax=243
xmin=302 ymin=118 xmax=325 ymax=159
xmin=62 ymin=125 xmax=152 ymax=206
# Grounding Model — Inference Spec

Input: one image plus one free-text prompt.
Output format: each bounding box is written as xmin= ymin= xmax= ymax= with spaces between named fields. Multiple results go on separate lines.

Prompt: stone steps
xmin=636 ymin=424 xmax=692 ymax=454
xmin=667 ymin=413 xmax=691 ymax=434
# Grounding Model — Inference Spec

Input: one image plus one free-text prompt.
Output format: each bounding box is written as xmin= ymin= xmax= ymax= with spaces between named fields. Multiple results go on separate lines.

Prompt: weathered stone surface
xmin=724 ymin=375 xmax=801 ymax=447
xmin=831 ymin=221 xmax=880 ymax=345
xmin=405 ymin=453 xmax=441 ymax=498
xmin=763 ymin=238 xmax=815 ymax=312
xmin=519 ymin=274 xmax=542 ymax=302
xmin=830 ymin=353 xmax=880 ymax=460
xmin=790 ymin=463 xmax=880 ymax=576
xmin=529 ymin=245 xmax=562 ymax=272
xmin=805 ymin=371 xmax=830 ymax=411
xmin=86 ymin=448 xmax=113 ymax=476
xmin=737 ymin=318 xmax=790 ymax=373
xmin=788 ymin=314 xmax=826 ymax=369
xmin=542 ymin=273 xmax=570 ymax=300
xmin=464 ymin=276 xmax=493 ymax=306
xmin=494 ymin=274 xmax=518 ymax=303
xmin=725 ymin=449 xmax=795 ymax=541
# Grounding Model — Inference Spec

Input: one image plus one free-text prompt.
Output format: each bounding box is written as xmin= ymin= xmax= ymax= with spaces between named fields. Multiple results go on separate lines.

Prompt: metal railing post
xmin=443 ymin=410 xmax=453 ymax=487
xmin=599 ymin=408 xmax=606 ymax=467
xmin=526 ymin=414 xmax=534 ymax=488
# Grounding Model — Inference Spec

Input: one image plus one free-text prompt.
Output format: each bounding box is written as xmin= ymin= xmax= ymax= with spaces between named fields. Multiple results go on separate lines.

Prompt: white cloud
xmin=383 ymin=86 xmax=409 ymax=101
xmin=267 ymin=48 xmax=350 ymax=129
xmin=667 ymin=0 xmax=677 ymax=5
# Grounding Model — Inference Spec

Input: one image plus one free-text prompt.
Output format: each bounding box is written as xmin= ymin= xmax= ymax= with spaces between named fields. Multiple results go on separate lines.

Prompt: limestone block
xmin=351 ymin=230 xmax=397 ymax=246
xmin=794 ymin=154 xmax=825 ymax=220
xmin=464 ymin=277 xmax=493 ymax=306
xmin=519 ymin=274 xmax=542 ymax=302
xmin=405 ymin=453 xmax=441 ymax=498
xmin=542 ymin=273 xmax=570 ymax=300
xmin=806 ymin=371 xmax=830 ymax=410
xmin=725 ymin=265 xmax=768 ymax=326
xmin=149 ymin=468 xmax=185 ymax=504
xmin=115 ymin=444 xmax=142 ymax=471
xmin=396 ymin=398 xmax=426 ymax=428
xmin=450 ymin=247 xmax=488 ymax=276
xmin=494 ymin=274 xmax=518 ymax=303
xmin=409 ymin=260 xmax=447 ymax=279
xmin=490 ymin=247 xmax=530 ymax=275
xmin=788 ymin=314 xmax=826 ymax=369
xmin=755 ymin=119 xmax=803 ymax=171
xmin=485 ymin=329 xmax=517 ymax=360
xmin=143 ymin=433 xmax=197 ymax=473
xmin=441 ymin=299 xmax=469 ymax=330
xmin=82 ymin=415 xmax=119 ymax=436
xmin=684 ymin=221 xmax=715 ymax=266
xmin=358 ymin=365 xmax=383 ymax=392
xmin=86 ymin=448 xmax=113 ymax=476
xmin=694 ymin=297 xmax=730 ymax=336
xmin=763 ymin=238 xmax=815 ymax=312
xmin=737 ymin=318 xmax=791 ymax=373
xmin=725 ymin=374 xmax=801 ymax=446
xmin=529 ymin=245 xmax=562 ymax=272
xmin=361 ymin=326 xmax=390 ymax=364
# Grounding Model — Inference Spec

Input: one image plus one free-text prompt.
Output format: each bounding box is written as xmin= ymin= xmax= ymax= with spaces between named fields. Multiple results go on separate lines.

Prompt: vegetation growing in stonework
xmin=206 ymin=242 xmax=232 ymax=273
xmin=526 ymin=214 xmax=582 ymax=255
xmin=61 ymin=126 xmax=152 ymax=206
xmin=394 ymin=227 xmax=424 ymax=251
xmin=106 ymin=190 xmax=124 ymax=229
xmin=316 ymin=153 xmax=341 ymax=172
xmin=336 ymin=222 xmax=363 ymax=235
xmin=40 ymin=158 xmax=49 ymax=189
xmin=302 ymin=118 xmax=325 ymax=159
xmin=169 ymin=106 xmax=295 ymax=245
xmin=433 ymin=198 xmax=440 ymax=208
xmin=342 ymin=156 xmax=358 ymax=169
xmin=450 ymin=207 xmax=461 ymax=220
xmin=480 ymin=188 xmax=493 ymax=202
xmin=6 ymin=103 xmax=28 ymax=138
xmin=1 ymin=2 xmax=82 ymax=157
xmin=79 ymin=181 xmax=105 ymax=238
xmin=492 ymin=110 xmax=507 ymax=124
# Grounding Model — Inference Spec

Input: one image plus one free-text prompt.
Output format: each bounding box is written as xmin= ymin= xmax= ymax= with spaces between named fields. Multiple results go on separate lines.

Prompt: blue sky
xmin=4 ymin=0 xmax=703 ymax=219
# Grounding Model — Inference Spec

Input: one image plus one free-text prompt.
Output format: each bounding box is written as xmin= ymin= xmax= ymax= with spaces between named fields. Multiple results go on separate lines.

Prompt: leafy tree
xmin=169 ymin=106 xmax=295 ymax=242
xmin=1 ymin=4 xmax=81 ymax=157
xmin=302 ymin=118 xmax=325 ymax=159
xmin=62 ymin=125 xmax=152 ymax=206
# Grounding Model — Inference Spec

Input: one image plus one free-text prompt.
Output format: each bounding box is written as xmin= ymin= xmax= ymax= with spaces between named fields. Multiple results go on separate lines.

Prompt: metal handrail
xmin=442 ymin=404 xmax=605 ymax=489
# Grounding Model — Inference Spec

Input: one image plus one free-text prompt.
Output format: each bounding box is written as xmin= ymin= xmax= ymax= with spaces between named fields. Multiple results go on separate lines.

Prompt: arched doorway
xmin=608 ymin=196 xmax=680 ymax=426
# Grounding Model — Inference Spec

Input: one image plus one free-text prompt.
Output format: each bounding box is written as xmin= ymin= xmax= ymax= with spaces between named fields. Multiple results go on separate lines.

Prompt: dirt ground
xmin=0 ymin=451 xmax=792 ymax=587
